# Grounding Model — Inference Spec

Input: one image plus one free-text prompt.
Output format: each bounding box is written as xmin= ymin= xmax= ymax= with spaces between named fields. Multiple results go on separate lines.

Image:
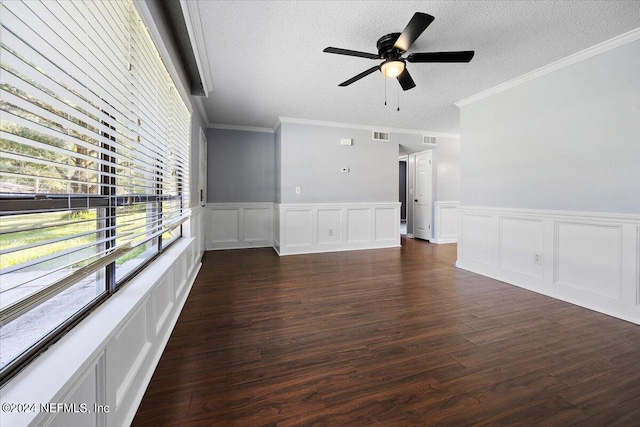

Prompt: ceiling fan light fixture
xmin=380 ymin=59 xmax=405 ymax=78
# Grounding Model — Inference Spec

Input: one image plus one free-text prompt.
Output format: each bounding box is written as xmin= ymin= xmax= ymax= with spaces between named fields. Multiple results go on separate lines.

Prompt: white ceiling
xmin=189 ymin=1 xmax=640 ymax=134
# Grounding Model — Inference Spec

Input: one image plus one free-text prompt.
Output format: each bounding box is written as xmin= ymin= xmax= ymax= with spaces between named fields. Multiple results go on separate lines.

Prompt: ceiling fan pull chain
xmin=397 ymin=85 xmax=400 ymax=111
xmin=384 ymin=78 xmax=387 ymax=106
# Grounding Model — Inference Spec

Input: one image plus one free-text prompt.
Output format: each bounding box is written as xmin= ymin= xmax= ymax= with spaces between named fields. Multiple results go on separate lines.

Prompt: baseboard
xmin=206 ymin=242 xmax=272 ymax=250
xmin=431 ymin=238 xmax=457 ymax=244
xmin=456 ymin=259 xmax=639 ymax=325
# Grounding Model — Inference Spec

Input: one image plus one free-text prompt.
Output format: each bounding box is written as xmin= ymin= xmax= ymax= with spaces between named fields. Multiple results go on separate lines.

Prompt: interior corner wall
xmin=206 ymin=128 xmax=275 ymax=203
xmin=456 ymin=38 xmax=640 ymax=325
xmin=433 ymin=137 xmax=460 ymax=202
xmin=274 ymin=125 xmax=282 ymax=204
xmin=279 ymin=122 xmax=399 ymax=203
xmin=460 ymin=39 xmax=640 ymax=213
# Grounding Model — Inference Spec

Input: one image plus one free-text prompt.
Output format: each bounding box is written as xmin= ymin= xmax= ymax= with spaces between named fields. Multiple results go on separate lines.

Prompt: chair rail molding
xmin=276 ymin=202 xmax=401 ymax=255
xmin=456 ymin=205 xmax=640 ymax=324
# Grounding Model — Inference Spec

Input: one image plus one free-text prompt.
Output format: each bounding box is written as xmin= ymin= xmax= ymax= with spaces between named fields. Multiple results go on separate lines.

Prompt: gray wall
xmin=460 ymin=39 xmax=640 ymax=213
xmin=274 ymin=125 xmax=281 ymax=203
xmin=207 ymin=128 xmax=275 ymax=203
xmin=279 ymin=122 xmax=399 ymax=203
xmin=433 ymin=137 xmax=460 ymax=202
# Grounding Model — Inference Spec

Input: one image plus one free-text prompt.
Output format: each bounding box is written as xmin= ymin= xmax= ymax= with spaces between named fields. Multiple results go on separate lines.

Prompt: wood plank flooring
xmin=132 ymin=237 xmax=640 ymax=426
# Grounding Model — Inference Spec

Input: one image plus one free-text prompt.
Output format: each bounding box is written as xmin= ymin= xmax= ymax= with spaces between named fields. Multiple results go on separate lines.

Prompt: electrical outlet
xmin=328 ymin=228 xmax=333 ymax=236
xmin=534 ymin=254 xmax=542 ymax=265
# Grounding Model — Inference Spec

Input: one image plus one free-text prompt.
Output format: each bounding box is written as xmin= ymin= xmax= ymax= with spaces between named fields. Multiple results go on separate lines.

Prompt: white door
xmin=414 ymin=151 xmax=432 ymax=240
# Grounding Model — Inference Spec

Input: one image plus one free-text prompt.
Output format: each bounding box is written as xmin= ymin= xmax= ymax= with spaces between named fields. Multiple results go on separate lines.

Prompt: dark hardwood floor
xmin=133 ymin=237 xmax=640 ymax=426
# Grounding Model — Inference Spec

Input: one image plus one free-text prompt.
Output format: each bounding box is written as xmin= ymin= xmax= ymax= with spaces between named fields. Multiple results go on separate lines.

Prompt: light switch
xmin=340 ymin=138 xmax=353 ymax=146
xmin=295 ymin=186 xmax=301 ymax=194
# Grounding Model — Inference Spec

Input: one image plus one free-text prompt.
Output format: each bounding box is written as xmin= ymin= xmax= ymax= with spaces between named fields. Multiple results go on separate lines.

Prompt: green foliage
xmin=59 ymin=210 xmax=96 ymax=221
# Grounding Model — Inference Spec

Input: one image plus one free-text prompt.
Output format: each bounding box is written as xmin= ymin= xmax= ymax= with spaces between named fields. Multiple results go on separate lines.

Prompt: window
xmin=0 ymin=0 xmax=190 ymax=383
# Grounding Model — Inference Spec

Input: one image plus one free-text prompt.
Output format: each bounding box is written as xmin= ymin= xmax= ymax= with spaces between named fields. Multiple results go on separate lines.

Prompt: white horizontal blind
xmin=0 ymin=0 xmax=190 ymax=374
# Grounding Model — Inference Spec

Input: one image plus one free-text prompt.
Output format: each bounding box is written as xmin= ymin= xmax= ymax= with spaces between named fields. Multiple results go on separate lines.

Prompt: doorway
xmin=413 ymin=150 xmax=433 ymax=241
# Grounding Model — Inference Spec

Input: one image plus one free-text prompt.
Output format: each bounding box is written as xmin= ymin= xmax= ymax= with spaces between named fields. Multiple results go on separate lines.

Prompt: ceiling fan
xmin=323 ymin=12 xmax=474 ymax=91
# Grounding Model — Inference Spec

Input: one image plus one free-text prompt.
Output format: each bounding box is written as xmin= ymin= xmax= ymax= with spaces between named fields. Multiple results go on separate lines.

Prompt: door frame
xmin=198 ymin=128 xmax=207 ymax=207
xmin=413 ymin=150 xmax=433 ymax=241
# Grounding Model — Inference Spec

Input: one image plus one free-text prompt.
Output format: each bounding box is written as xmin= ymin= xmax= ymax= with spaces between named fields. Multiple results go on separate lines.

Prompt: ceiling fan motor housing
xmin=377 ymin=32 xmax=404 ymax=59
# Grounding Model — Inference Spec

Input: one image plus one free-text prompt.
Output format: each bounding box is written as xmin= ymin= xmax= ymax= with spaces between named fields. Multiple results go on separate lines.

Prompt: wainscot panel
xmin=432 ymin=201 xmax=459 ymax=244
xmin=456 ymin=206 xmax=640 ymax=324
xmin=205 ymin=203 xmax=274 ymax=250
xmin=276 ymin=203 xmax=401 ymax=255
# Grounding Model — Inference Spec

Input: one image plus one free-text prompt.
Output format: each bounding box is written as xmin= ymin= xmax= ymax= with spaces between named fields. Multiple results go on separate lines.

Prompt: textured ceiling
xmin=190 ymin=1 xmax=640 ymax=134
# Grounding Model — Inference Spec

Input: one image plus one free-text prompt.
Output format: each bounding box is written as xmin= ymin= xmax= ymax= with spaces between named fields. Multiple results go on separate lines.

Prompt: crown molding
xmin=209 ymin=123 xmax=275 ymax=134
xmin=179 ymin=0 xmax=213 ymax=96
xmin=275 ymin=117 xmax=459 ymax=138
xmin=456 ymin=26 xmax=640 ymax=107
xmin=194 ymin=97 xmax=211 ymax=127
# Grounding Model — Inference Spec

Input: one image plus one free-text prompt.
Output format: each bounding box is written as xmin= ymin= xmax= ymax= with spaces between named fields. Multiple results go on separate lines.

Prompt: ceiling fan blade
xmin=407 ymin=51 xmax=475 ymax=63
xmin=338 ymin=66 xmax=380 ymax=87
xmin=323 ymin=47 xmax=380 ymax=60
xmin=397 ymin=69 xmax=416 ymax=91
xmin=393 ymin=12 xmax=435 ymax=52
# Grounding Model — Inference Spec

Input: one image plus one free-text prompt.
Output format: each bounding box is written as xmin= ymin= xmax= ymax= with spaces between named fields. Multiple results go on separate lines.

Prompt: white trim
xmin=207 ymin=202 xmax=274 ymax=208
xmin=205 ymin=203 xmax=274 ymax=250
xmin=194 ymin=97 xmax=211 ymax=127
xmin=275 ymin=117 xmax=459 ymax=138
xmin=179 ymin=0 xmax=213 ymax=95
xmin=458 ymin=205 xmax=640 ymax=224
xmin=276 ymin=202 xmax=401 ymax=256
xmin=278 ymin=202 xmax=401 ymax=209
xmin=133 ymin=0 xmax=192 ymax=113
xmin=0 ymin=238 xmax=201 ymax=426
xmin=209 ymin=123 xmax=275 ymax=134
xmin=432 ymin=201 xmax=459 ymax=244
xmin=456 ymin=27 xmax=640 ymax=107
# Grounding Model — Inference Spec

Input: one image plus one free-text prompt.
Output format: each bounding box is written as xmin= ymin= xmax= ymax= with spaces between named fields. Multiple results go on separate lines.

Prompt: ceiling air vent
xmin=423 ymin=136 xmax=437 ymax=146
xmin=372 ymin=131 xmax=390 ymax=141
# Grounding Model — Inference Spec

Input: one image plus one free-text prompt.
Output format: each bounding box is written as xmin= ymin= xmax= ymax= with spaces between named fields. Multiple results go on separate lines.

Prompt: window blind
xmin=0 ymin=0 xmax=191 ymax=380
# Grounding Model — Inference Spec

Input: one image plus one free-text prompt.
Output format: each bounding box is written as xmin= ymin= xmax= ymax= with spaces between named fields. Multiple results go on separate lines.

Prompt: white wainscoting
xmin=275 ymin=203 xmax=401 ymax=255
xmin=205 ymin=203 xmax=273 ymax=250
xmin=188 ymin=206 xmax=205 ymax=261
xmin=432 ymin=201 xmax=459 ymax=244
xmin=0 ymin=236 xmax=201 ymax=427
xmin=456 ymin=206 xmax=640 ymax=324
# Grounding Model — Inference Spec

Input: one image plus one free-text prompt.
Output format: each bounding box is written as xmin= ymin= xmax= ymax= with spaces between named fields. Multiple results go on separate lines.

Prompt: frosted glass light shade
xmin=380 ymin=60 xmax=405 ymax=78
